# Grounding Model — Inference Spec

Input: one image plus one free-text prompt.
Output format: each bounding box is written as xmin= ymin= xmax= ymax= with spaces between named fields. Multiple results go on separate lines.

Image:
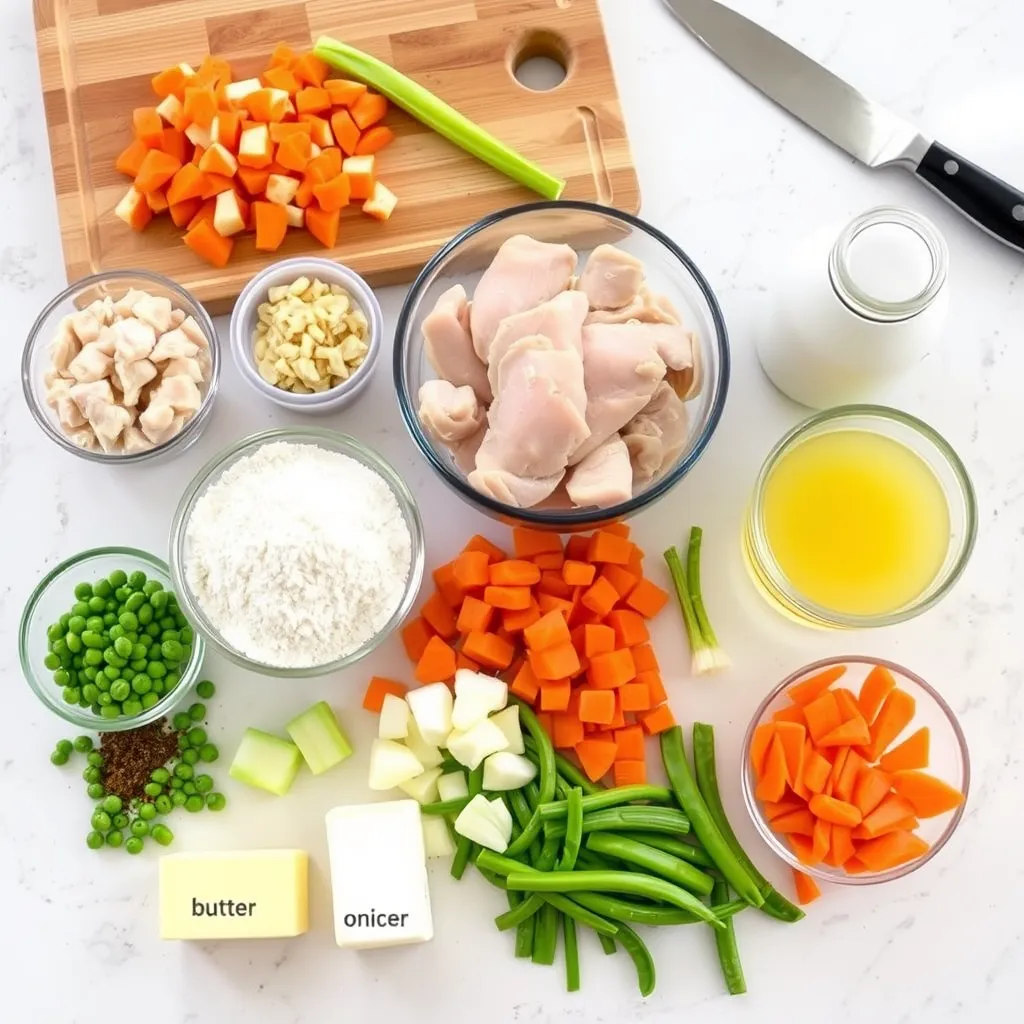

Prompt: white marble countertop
xmin=2 ymin=0 xmax=1022 ymax=1020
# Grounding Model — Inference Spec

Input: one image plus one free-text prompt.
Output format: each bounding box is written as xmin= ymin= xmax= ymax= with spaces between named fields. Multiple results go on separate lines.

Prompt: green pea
xmin=80 ymin=631 xmax=103 ymax=650
xmin=158 ymin=640 xmax=181 ymax=663
xmin=91 ymin=809 xmax=112 ymax=831
xmin=53 ymin=668 xmax=70 ymax=686
xmin=132 ymin=675 xmax=153 ymax=695
xmin=102 ymin=649 xmax=126 ymax=668
xmin=114 ymin=586 xmax=130 ymax=602
xmin=106 ymin=569 xmax=126 ymax=588
xmin=169 ymin=776 xmax=184 ymax=790
xmin=111 ymin=636 xmax=132 ymax=659
xmin=175 ymin=762 xmax=194 ymax=780
xmin=47 ymin=623 xmax=64 ymax=645
xmin=195 ymin=774 xmax=214 ymax=795
xmin=150 ymin=680 xmax=165 ymax=696
xmin=106 ymin=813 xmax=127 ymax=832
xmin=120 ymin=668 xmax=135 ymax=683
xmin=83 ymin=765 xmax=101 ymax=783
xmin=60 ymin=651 xmax=74 ymax=670
xmin=164 ymin=672 xmax=180 ymax=691
xmin=189 ymin=703 xmax=206 ymax=722
xmin=85 ymin=783 xmax=104 ymax=800
xmin=108 ymin=623 xmax=124 ymax=641
xmin=103 ymin=666 xmax=121 ymax=682
xmin=106 ymin=829 xmax=123 ymax=848
xmin=141 ymin=693 xmax=159 ymax=709
xmin=90 ymin=702 xmax=103 ymax=716
xmin=145 ymin=622 xmax=161 ymax=638
xmin=122 ymin=699 xmax=143 ymax=717
xmin=137 ymin=634 xmax=153 ymax=649
xmin=100 ymin=705 xmax=121 ymax=720
xmin=185 ymin=795 xmax=204 ymax=813
xmin=171 ymin=712 xmax=190 ymax=732
xmin=178 ymin=735 xmax=190 ymax=751
xmin=70 ymin=601 xmax=90 ymax=618
xmin=170 ymin=790 xmax=187 ymax=807
xmin=80 ymin=684 xmax=98 ymax=704
xmin=151 ymin=824 xmax=174 ymax=846
xmin=147 ymin=661 xmax=166 ymax=679
xmin=83 ymin=648 xmax=103 ymax=666
xmin=198 ymin=744 xmax=219 ymax=763
xmin=154 ymin=794 xmax=173 ymax=814
xmin=182 ymin=748 xmax=200 ymax=766
xmin=124 ymin=837 xmax=144 ymax=855
xmin=65 ymin=633 xmax=82 ymax=654
xmin=139 ymin=578 xmax=160 ymax=596
xmin=96 ymin=682 xmax=111 ymax=699
xmin=192 ymin=681 xmax=212 ymax=702
xmin=137 ymin=802 xmax=157 ymax=822
xmin=127 ymin=570 xmax=147 ymax=590
xmin=151 ymin=590 xmax=169 ymax=612
xmin=58 ymin=613 xmax=72 ymax=630
xmin=86 ymin=831 xmax=105 ymax=850
xmin=159 ymin=630 xmax=179 ymax=645
xmin=130 ymin=659 xmax=148 ymax=672
xmin=92 ymin=579 xmax=111 ymax=599
xmin=43 ymin=652 xmax=60 ymax=671
xmin=50 ymin=749 xmax=70 ymax=766
xmin=74 ymin=583 xmax=93 ymax=600
xmin=97 ymin=795 xmax=120 ymax=816
xmin=72 ymin=735 xmax=93 ymax=753
xmin=52 ymin=739 xmax=73 ymax=757
xmin=62 ymin=687 xmax=81 ymax=705
xmin=119 ymin=611 xmax=139 ymax=632
xmin=109 ymin=680 xmax=130 ymax=702
xmin=71 ymin=655 xmax=85 ymax=671
xmin=180 ymin=645 xmax=192 ymax=663
xmin=87 ymin=751 xmax=104 ymax=767
xmin=129 ymin=817 xmax=149 ymax=837
xmin=185 ymin=727 xmax=207 ymax=747
xmin=137 ymin=603 xmax=154 ymax=626
xmin=183 ymin=781 xmax=197 ymax=795
xmin=51 ymin=638 xmax=68 ymax=657
xmin=206 ymin=792 xmax=226 ymax=811
xmin=144 ymin=782 xmax=163 ymax=798
xmin=87 ymin=596 xmax=104 ymax=613
xmin=174 ymin=614 xmax=189 ymax=630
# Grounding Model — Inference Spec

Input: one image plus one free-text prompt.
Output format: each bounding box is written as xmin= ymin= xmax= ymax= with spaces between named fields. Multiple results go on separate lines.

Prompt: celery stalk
xmin=313 ymin=37 xmax=566 ymax=200
xmin=685 ymin=528 xmax=731 ymax=672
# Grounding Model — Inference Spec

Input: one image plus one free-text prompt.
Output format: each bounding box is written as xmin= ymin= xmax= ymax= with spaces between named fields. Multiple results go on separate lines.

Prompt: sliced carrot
xmin=532 ymin=551 xmax=565 ymax=571
xmin=511 ymin=527 xmax=561 ymax=558
xmin=537 ymin=593 xmax=574 ymax=619
xmin=859 ymin=688 xmax=917 ymax=762
xmin=456 ymin=595 xmax=493 ymax=635
xmin=578 ymin=688 xmax=615 ymax=725
xmin=539 ymin=678 xmax=571 ymax=712
xmin=523 ymin=609 xmax=571 ymax=652
xmin=581 ymin=623 xmax=616 ymax=658
xmin=455 ymin=652 xmax=480 ymax=673
xmin=575 ymin=738 xmax=618 ymax=782
xmin=293 ymin=52 xmax=330 ymax=88
xmin=749 ymin=722 xmax=776 ymax=776
xmin=618 ymin=682 xmax=651 ymax=713
xmin=329 ymin=108 xmax=361 ymax=156
xmin=564 ymin=535 xmax=590 ymax=561
xmin=600 ymin=565 xmax=639 ymax=599
xmin=503 ymin=600 xmax=541 ymax=633
xmin=132 ymin=107 xmax=164 ymax=146
xmin=168 ymin=197 xmax=202 ymax=228
xmin=624 ymin=578 xmax=670 ymax=618
xmin=490 ymin=560 xmax=541 ymax=587
xmin=639 ymin=704 xmax=676 ymax=736
xmin=529 ymin=642 xmax=580 ymax=681
xmin=276 ymin=132 xmax=314 ymax=173
xmin=587 ymin=530 xmax=632 ymax=564
xmin=832 ymin=686 xmax=860 ymax=720
xmin=306 ymin=203 xmax=341 ymax=250
xmin=787 ymin=834 xmax=820 ymax=866
xmin=890 ymin=770 xmax=964 ymax=818
xmin=803 ymin=691 xmax=843 ymax=745
xmin=853 ymin=813 xmax=920 ymax=840
xmin=844 ymin=857 xmax=870 ymax=875
xmin=429 ymin=563 xmax=462 ymax=609
xmin=165 ymin=162 xmax=205 ymax=205
xmin=183 ymin=86 xmax=217 ymax=129
xmin=400 ymin=617 xmax=433 ymax=662
xmin=755 ymin=734 xmax=788 ymax=802
xmin=774 ymin=721 xmax=806 ymax=789
xmin=325 ymin=78 xmax=367 ymax=106
xmin=771 ymin=808 xmax=816 ymax=836
xmin=632 ymin=645 xmax=659 ymax=673
xmin=580 ymin=577 xmax=618 ymax=618
xmin=453 ymin=549 xmax=489 ymax=590
xmin=349 ymin=90 xmax=388 ymax=130
xmin=182 ymin=219 xmax=232 ymax=267
xmin=116 ymin=139 xmax=151 ymax=178
xmin=786 ymin=664 xmax=847 ymax=705
xmin=252 ymin=200 xmax=289 ymax=252
xmin=509 ymin=661 xmax=540 ymax=704
xmin=144 ymin=188 xmax=169 ymax=213
xmin=464 ymin=535 xmax=508 ymax=562
xmin=857 ymin=664 xmax=897 ymax=724
xmin=792 ymin=869 xmax=822 ymax=905
xmin=852 ymin=767 xmax=893 ymax=817
xmin=552 ymin=713 xmax=585 ymax=749
xmin=817 ymin=716 xmax=871 ymax=747
xmin=236 ymin=166 xmax=270 ymax=196
xmin=825 ymin=823 xmax=856 ymax=867
xmin=538 ymin=572 xmax=573 ymax=599
xmin=613 ymin=725 xmax=645 ymax=761
xmin=801 ymin=750 xmax=832 ymax=794
xmin=772 ymin=704 xmax=807 ymax=727
xmin=185 ymin=198 xmax=216 ymax=231
xmin=201 ymin=172 xmax=236 ymax=200
xmin=354 ymin=125 xmax=395 ymax=155
xmin=834 ymin=748 xmax=864 ymax=803
xmin=878 ymin=727 xmax=931 ymax=773
xmin=195 ymin=55 xmax=231 ymax=88
xmin=420 ymin=591 xmax=458 ymax=640
xmin=627 ymin=545 xmax=644 ymax=579
xmin=811 ymin=816 xmax=831 ymax=862
xmin=587 ymin=649 xmax=636 ymax=690
xmin=159 ymin=127 xmax=189 ymax=163
xmin=295 ymin=86 xmax=331 ymax=115
xmin=763 ymin=796 xmax=805 ymax=821
xmin=197 ymin=141 xmax=237 ymax=177
xmin=610 ymin=759 xmax=645 ymax=787
xmin=134 ymin=148 xmax=182 ymax=194
xmin=269 ymin=42 xmax=297 ymax=68
xmin=482 ymin=585 xmax=531 ymax=612
xmin=562 ymin=560 xmax=596 ymax=588
xmin=414 ymin=635 xmax=457 ymax=683
xmin=152 ymin=64 xmax=193 ymax=100
xmin=362 ymin=676 xmax=407 ymax=713
xmin=855 ymin=830 xmax=929 ymax=872
xmin=808 ymin=793 xmax=863 ymax=827
xmin=790 ymin=738 xmax=812 ymax=801
xmin=461 ymin=630 xmax=515 ymax=670
xmin=604 ymin=609 xmax=649 ymax=648
xmin=607 ymin=696 xmax=626 ymax=731
xmin=262 ymin=65 xmax=301 ymax=94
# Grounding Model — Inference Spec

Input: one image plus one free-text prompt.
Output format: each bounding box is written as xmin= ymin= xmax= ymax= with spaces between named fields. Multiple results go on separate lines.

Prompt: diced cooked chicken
xmin=85 ymin=297 xmax=115 ymax=326
xmin=69 ymin=379 xmax=115 ymax=421
xmin=150 ymin=327 xmax=199 ymax=363
xmin=569 ymin=324 xmax=666 ymax=465
xmin=122 ymin=425 xmax=153 ymax=454
xmin=67 ymin=343 xmax=114 ymax=383
xmin=139 ymin=400 xmax=183 ymax=445
xmin=584 ymin=284 xmax=681 ymax=325
xmin=577 ymin=244 xmax=645 ymax=310
xmin=169 ymin=307 xmax=186 ymax=328
xmin=418 ymin=379 xmax=485 ymax=445
xmin=152 ymin=373 xmax=202 ymax=413
xmin=566 ymin=435 xmax=633 ymax=508
xmin=162 ymin=356 xmax=204 ymax=382
xmin=469 ymin=235 xmax=577 ymax=362
xmin=113 ymin=288 xmax=150 ymax=319
xmin=487 ymin=290 xmax=588 ymax=394
xmin=50 ymin=318 xmax=81 ymax=375
xmin=474 ymin=336 xmax=590 ymax=481
xmin=666 ymin=336 xmax=704 ymax=401
xmin=621 ymin=382 xmax=690 ymax=485
xmin=115 ymin=357 xmax=158 ymax=408
xmin=93 ymin=325 xmax=119 ymax=356
xmin=89 ymin=402 xmax=132 ymax=453
xmin=178 ymin=315 xmax=211 ymax=350
xmin=422 ymin=284 xmax=492 ymax=403
xmin=468 ymin=467 xmax=565 ymax=509
xmin=46 ymin=376 xmax=88 ymax=431
xmin=70 ymin=310 xmax=102 ymax=345
xmin=584 ymin=321 xmax=694 ymax=373
xmin=132 ymin=294 xmax=174 ymax=334
xmin=113 ymin=318 xmax=156 ymax=362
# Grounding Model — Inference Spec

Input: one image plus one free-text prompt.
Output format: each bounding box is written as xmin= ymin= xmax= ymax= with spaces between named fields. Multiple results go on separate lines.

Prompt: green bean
xmin=574 ymin=891 xmax=747 ymax=927
xmin=496 ymin=894 xmax=545 ymax=930
xmin=524 ymin=780 xmax=541 ymax=810
xmin=538 ymin=785 xmax=674 ymax=820
xmin=508 ymin=788 xmax=533 ymax=832
xmin=575 ymin=848 xmax=621 ymax=872
xmin=563 ymin=915 xmax=580 ymax=992
xmin=477 ymin=865 xmax=509 ymax=890
xmin=586 ymin=833 xmax=715 ymax=897
xmin=711 ymin=879 xmax=747 ymax=995
xmin=506 ymin=870 xmax=723 ymax=928
xmin=557 ymin=787 xmax=583 ymax=871
xmin=531 ymin=903 xmax=559 ymax=966
xmin=504 ymin=700 xmax=556 ymax=858
xmin=420 ymin=797 xmax=471 ymax=816
xmin=543 ymin=805 xmax=690 ymax=840
xmin=691 ymin=722 xmax=804 ymax=923
xmin=451 ymin=764 xmax=483 ymax=880
xmin=598 ymin=933 xmax=617 ymax=955
xmin=616 ymin=831 xmax=715 ymax=869
xmin=515 ymin=913 xmax=536 ymax=958
xmin=660 ymin=727 xmax=764 ymax=908
xmin=615 ymin=922 xmax=656 ymax=997
xmin=525 ymin=736 xmax=602 ymax=795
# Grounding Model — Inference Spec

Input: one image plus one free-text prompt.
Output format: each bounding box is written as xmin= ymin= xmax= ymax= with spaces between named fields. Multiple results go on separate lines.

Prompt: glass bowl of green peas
xmin=19 ymin=546 xmax=206 ymax=731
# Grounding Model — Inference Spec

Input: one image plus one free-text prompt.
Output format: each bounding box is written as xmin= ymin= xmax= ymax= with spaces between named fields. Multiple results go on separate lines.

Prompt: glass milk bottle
xmin=756 ymin=206 xmax=950 ymax=409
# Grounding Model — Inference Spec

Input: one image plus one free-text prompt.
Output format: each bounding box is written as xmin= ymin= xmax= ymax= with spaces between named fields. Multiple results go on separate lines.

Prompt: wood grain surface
xmin=33 ymin=0 xmax=639 ymax=313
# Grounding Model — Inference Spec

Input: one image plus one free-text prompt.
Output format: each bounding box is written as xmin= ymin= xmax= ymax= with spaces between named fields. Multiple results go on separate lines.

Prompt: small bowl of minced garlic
xmin=229 ymin=257 xmax=383 ymax=413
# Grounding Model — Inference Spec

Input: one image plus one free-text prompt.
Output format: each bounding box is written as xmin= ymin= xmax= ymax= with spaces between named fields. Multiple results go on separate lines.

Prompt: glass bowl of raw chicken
xmin=394 ymin=201 xmax=730 ymax=526
xmin=22 ymin=270 xmax=219 ymax=462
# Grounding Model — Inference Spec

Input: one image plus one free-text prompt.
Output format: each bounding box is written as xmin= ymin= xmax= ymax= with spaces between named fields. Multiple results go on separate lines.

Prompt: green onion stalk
xmin=313 ymin=37 xmax=566 ymax=201
xmin=663 ymin=526 xmax=730 ymax=675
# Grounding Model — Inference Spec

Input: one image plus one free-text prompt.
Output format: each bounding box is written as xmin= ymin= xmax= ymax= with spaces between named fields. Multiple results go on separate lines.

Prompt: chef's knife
xmin=661 ymin=0 xmax=1024 ymax=254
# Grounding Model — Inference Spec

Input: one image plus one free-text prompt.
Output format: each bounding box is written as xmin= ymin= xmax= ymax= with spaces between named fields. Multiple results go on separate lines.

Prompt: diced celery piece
xmin=286 ymin=700 xmax=353 ymax=776
xmin=229 ymin=728 xmax=303 ymax=796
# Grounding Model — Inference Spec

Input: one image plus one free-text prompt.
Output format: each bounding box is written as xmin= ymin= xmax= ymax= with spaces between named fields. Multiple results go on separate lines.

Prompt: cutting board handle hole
xmin=510 ymin=30 xmax=570 ymax=92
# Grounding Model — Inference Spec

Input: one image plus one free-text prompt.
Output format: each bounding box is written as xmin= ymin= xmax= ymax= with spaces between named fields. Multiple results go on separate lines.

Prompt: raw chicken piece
xmin=132 ymin=294 xmax=174 ymax=334
xmin=585 ymin=284 xmax=680 ymax=325
xmin=122 ymin=425 xmax=153 ymax=454
xmin=566 ymin=435 xmax=633 ymax=508
xmin=577 ymin=244 xmax=645 ymax=310
xmin=422 ymin=284 xmax=492 ymax=403
xmin=469 ymin=235 xmax=577 ymax=362
xmin=115 ymin=357 xmax=158 ymax=408
xmin=50 ymin=318 xmax=80 ymax=375
xmin=65 ymin=425 xmax=98 ymax=451
xmin=178 ymin=315 xmax=211 ymax=349
xmin=70 ymin=310 xmax=102 ymax=344
xmin=85 ymin=297 xmax=115 ymax=326
xmin=169 ymin=307 xmax=186 ymax=328
xmin=452 ymin=423 xmax=486 ymax=474
xmin=113 ymin=288 xmax=150 ymax=319
xmin=666 ymin=337 xmax=703 ymax=401
xmin=67 ymin=343 xmax=114 ymax=383
xmin=153 ymin=374 xmax=202 ymax=413
xmin=417 ymin=379 xmax=485 ymax=445
xmin=468 ymin=467 xmax=565 ymax=509
xmin=46 ymin=376 xmax=87 ymax=431
xmin=113 ymin=318 xmax=156 ymax=362
xmin=89 ymin=402 xmax=132 ymax=453
xmin=150 ymin=327 xmax=199 ymax=362
xmin=475 ymin=335 xmax=590 ymax=480
xmin=139 ymin=400 xmax=183 ymax=445
xmin=163 ymin=356 xmax=204 ymax=383
xmin=92 ymin=325 xmax=119 ymax=356
xmin=583 ymin=321 xmax=694 ymax=372
xmin=69 ymin=379 xmax=115 ymax=421
xmin=569 ymin=325 xmax=666 ymax=465
xmin=622 ymin=382 xmax=690 ymax=484
xmin=486 ymin=290 xmax=588 ymax=394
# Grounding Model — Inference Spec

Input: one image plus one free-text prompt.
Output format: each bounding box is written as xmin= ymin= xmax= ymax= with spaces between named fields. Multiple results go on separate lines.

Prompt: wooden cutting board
xmin=33 ymin=0 xmax=639 ymax=313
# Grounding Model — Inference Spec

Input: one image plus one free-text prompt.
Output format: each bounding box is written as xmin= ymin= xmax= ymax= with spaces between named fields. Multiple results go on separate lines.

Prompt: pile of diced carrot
xmin=383 ymin=525 xmax=673 ymax=787
xmin=114 ymin=44 xmax=398 ymax=267
xmin=750 ymin=663 xmax=964 ymax=877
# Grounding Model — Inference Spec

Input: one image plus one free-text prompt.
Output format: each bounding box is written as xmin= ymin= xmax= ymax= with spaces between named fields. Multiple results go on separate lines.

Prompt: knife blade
xmin=661 ymin=0 xmax=1024 ymax=254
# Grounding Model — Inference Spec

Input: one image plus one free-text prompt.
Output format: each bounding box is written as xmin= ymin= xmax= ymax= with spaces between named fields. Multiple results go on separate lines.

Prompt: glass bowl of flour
xmin=168 ymin=428 xmax=425 ymax=677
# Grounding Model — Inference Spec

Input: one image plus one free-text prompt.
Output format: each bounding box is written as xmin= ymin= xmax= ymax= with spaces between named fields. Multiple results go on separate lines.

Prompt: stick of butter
xmin=159 ymin=849 xmax=309 ymax=940
xmin=325 ymin=800 xmax=433 ymax=949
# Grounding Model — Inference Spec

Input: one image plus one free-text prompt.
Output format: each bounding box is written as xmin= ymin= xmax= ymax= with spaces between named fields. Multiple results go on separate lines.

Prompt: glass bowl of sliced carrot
xmin=740 ymin=655 xmax=969 ymax=885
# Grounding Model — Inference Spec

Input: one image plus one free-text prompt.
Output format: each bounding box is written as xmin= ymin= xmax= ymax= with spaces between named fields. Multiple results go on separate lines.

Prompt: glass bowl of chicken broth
xmin=22 ymin=270 xmax=220 ymax=463
xmin=393 ymin=201 xmax=730 ymax=527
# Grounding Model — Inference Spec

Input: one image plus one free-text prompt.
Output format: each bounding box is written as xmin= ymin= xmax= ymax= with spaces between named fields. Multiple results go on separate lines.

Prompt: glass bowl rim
xmin=392 ymin=199 xmax=731 ymax=526
xmin=19 ymin=544 xmax=206 ymax=731
xmin=168 ymin=426 xmax=426 ymax=677
xmin=747 ymin=403 xmax=978 ymax=628
xmin=21 ymin=268 xmax=221 ymax=464
xmin=740 ymin=653 xmax=971 ymax=885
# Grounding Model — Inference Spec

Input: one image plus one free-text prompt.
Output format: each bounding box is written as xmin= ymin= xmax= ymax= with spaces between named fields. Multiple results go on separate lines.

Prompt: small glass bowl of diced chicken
xmin=22 ymin=270 xmax=220 ymax=462
xmin=229 ymin=257 xmax=382 ymax=414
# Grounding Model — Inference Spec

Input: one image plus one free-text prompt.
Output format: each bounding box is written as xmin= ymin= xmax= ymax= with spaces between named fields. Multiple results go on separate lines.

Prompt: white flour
xmin=183 ymin=441 xmax=413 ymax=668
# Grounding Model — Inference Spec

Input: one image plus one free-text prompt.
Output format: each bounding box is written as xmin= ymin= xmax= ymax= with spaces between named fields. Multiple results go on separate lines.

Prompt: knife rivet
xmin=943 ymin=159 xmax=959 ymax=176
xmin=1013 ymin=205 xmax=1024 ymax=222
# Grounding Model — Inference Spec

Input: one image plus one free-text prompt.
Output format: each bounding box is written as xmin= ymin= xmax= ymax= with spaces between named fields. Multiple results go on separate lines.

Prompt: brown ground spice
xmin=100 ymin=720 xmax=180 ymax=800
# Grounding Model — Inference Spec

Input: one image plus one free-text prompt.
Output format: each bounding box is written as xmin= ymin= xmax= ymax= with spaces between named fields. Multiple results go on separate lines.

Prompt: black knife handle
xmin=916 ymin=141 xmax=1024 ymax=254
